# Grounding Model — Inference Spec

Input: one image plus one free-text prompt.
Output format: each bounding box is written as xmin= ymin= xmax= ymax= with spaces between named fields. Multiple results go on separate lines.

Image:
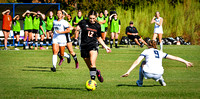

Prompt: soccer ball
xmin=85 ymin=80 xmax=97 ymax=91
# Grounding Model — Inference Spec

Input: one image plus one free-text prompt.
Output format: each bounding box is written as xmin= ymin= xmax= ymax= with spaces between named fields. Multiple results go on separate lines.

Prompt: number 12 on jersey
xmin=154 ymin=50 xmax=160 ymax=58
xmin=88 ymin=31 xmax=94 ymax=37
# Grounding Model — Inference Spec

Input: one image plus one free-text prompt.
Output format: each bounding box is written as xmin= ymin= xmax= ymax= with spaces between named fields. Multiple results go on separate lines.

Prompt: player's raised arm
xmin=166 ymin=55 xmax=193 ymax=68
xmin=121 ymin=56 xmax=144 ymax=77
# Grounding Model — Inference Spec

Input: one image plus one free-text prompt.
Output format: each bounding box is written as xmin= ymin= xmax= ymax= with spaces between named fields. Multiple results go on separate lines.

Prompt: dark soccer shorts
xmin=105 ymin=27 xmax=108 ymax=32
xmin=32 ymin=29 xmax=39 ymax=34
xmin=128 ymin=35 xmax=141 ymax=40
xmin=80 ymin=45 xmax=99 ymax=58
xmin=66 ymin=33 xmax=72 ymax=43
xmin=13 ymin=31 xmax=20 ymax=36
xmin=2 ymin=29 xmax=10 ymax=32
xmin=24 ymin=29 xmax=32 ymax=33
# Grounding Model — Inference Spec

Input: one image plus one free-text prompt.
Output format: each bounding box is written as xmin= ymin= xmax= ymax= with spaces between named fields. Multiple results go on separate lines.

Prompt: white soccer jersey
xmin=140 ymin=48 xmax=168 ymax=74
xmin=154 ymin=17 xmax=163 ymax=34
xmin=52 ymin=19 xmax=69 ymax=43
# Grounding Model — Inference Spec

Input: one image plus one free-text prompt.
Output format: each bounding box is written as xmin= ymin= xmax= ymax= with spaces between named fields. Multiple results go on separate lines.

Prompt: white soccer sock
xmin=160 ymin=42 xmax=163 ymax=51
xmin=64 ymin=52 xmax=70 ymax=58
xmin=52 ymin=55 xmax=57 ymax=68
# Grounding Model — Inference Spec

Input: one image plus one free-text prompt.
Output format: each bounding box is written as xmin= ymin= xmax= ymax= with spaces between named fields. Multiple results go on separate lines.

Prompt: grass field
xmin=0 ymin=45 xmax=200 ymax=98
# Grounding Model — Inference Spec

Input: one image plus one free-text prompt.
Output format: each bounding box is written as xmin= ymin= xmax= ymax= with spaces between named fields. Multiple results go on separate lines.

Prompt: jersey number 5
xmin=88 ymin=31 xmax=94 ymax=37
xmin=154 ymin=50 xmax=160 ymax=58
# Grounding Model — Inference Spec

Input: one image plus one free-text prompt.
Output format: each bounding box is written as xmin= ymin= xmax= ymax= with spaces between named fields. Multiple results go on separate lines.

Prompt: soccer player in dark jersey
xmin=76 ymin=10 xmax=111 ymax=83
xmin=126 ymin=21 xmax=148 ymax=47
xmin=12 ymin=14 xmax=21 ymax=50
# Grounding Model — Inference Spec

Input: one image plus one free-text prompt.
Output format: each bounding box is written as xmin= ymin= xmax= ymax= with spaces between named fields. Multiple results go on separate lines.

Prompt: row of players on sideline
xmin=2 ymin=8 xmax=156 ymax=51
xmin=51 ymin=10 xmax=193 ymax=87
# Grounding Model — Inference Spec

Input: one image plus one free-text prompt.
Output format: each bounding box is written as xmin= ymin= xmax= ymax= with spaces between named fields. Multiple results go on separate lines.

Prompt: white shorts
xmin=143 ymin=71 xmax=163 ymax=81
xmin=52 ymin=38 xmax=66 ymax=46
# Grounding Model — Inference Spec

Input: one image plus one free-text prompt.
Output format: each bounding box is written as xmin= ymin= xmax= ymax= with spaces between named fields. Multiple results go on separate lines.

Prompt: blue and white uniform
xmin=137 ymin=48 xmax=168 ymax=86
xmin=52 ymin=19 xmax=69 ymax=46
xmin=140 ymin=48 xmax=168 ymax=75
xmin=154 ymin=17 xmax=163 ymax=34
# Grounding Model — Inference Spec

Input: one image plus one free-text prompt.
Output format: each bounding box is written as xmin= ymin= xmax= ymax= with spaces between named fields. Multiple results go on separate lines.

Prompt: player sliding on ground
xmin=76 ymin=10 xmax=111 ymax=82
xmin=121 ymin=40 xmax=193 ymax=86
xmin=51 ymin=10 xmax=71 ymax=72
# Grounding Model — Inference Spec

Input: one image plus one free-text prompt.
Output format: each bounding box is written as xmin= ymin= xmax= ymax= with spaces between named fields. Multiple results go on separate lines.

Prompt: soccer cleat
xmin=159 ymin=80 xmax=166 ymax=86
xmin=59 ymin=58 xmax=65 ymax=66
xmin=4 ymin=48 xmax=8 ymax=50
xmin=40 ymin=47 xmax=45 ymax=50
xmin=14 ymin=48 xmax=20 ymax=50
xmin=96 ymin=70 xmax=104 ymax=83
xmin=136 ymin=80 xmax=143 ymax=87
xmin=51 ymin=67 xmax=56 ymax=72
xmin=115 ymin=45 xmax=119 ymax=48
xmin=34 ymin=47 xmax=38 ymax=50
xmin=140 ymin=44 xmax=144 ymax=48
xmin=46 ymin=47 xmax=48 ymax=50
xmin=67 ymin=54 xmax=71 ymax=63
xmin=75 ymin=62 xmax=79 ymax=69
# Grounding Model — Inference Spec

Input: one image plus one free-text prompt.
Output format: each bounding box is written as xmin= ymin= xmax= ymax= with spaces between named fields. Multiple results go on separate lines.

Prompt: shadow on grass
xmin=32 ymin=87 xmax=85 ymax=91
xmin=25 ymin=66 xmax=50 ymax=69
xmin=22 ymin=69 xmax=52 ymax=72
xmin=116 ymin=84 xmax=160 ymax=87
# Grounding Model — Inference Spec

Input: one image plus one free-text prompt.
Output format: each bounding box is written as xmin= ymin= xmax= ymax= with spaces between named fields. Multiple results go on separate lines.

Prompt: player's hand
xmin=105 ymin=47 xmax=111 ymax=53
xmin=186 ymin=62 xmax=193 ymax=68
xmin=121 ymin=73 xmax=129 ymax=77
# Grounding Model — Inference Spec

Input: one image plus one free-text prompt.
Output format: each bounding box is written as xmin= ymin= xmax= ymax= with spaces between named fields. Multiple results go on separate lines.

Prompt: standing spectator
xmin=97 ymin=11 xmax=106 ymax=47
xmin=39 ymin=14 xmax=46 ymax=50
xmin=12 ymin=14 xmax=21 ymax=50
xmin=32 ymin=11 xmax=42 ymax=50
xmin=104 ymin=10 xmax=109 ymax=42
xmin=46 ymin=11 xmax=55 ymax=49
xmin=2 ymin=8 xmax=12 ymax=50
xmin=22 ymin=10 xmax=35 ymax=50
xmin=109 ymin=13 xmax=121 ymax=48
xmin=73 ymin=10 xmax=84 ymax=49
xmin=126 ymin=21 xmax=148 ymax=47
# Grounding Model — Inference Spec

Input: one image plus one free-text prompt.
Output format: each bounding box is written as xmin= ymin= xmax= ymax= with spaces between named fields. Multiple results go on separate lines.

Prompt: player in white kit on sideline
xmin=51 ymin=10 xmax=72 ymax=72
xmin=121 ymin=40 xmax=193 ymax=87
xmin=151 ymin=11 xmax=164 ymax=51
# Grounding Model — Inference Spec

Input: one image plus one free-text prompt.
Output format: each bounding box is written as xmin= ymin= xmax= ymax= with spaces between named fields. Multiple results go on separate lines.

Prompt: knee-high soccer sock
xmin=23 ymin=41 xmax=26 ymax=49
xmin=40 ymin=40 xmax=43 ymax=47
xmin=160 ymin=42 xmax=163 ymax=51
xmin=28 ymin=41 xmax=31 ymax=49
xmin=46 ymin=39 xmax=49 ymax=47
xmin=139 ymin=66 xmax=144 ymax=83
xmin=15 ymin=40 xmax=18 ymax=48
xmin=90 ymin=68 xmax=97 ymax=80
xmin=72 ymin=54 xmax=78 ymax=63
xmin=74 ymin=39 xmax=78 ymax=47
xmin=52 ymin=55 xmax=57 ymax=68
xmin=110 ymin=39 xmax=113 ymax=48
xmin=35 ymin=41 xmax=38 ymax=47
xmin=63 ymin=52 xmax=70 ymax=58
xmin=115 ymin=39 xmax=118 ymax=47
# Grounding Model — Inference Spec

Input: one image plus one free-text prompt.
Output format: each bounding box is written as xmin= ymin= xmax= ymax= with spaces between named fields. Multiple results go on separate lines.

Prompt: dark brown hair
xmin=148 ymin=40 xmax=157 ymax=49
